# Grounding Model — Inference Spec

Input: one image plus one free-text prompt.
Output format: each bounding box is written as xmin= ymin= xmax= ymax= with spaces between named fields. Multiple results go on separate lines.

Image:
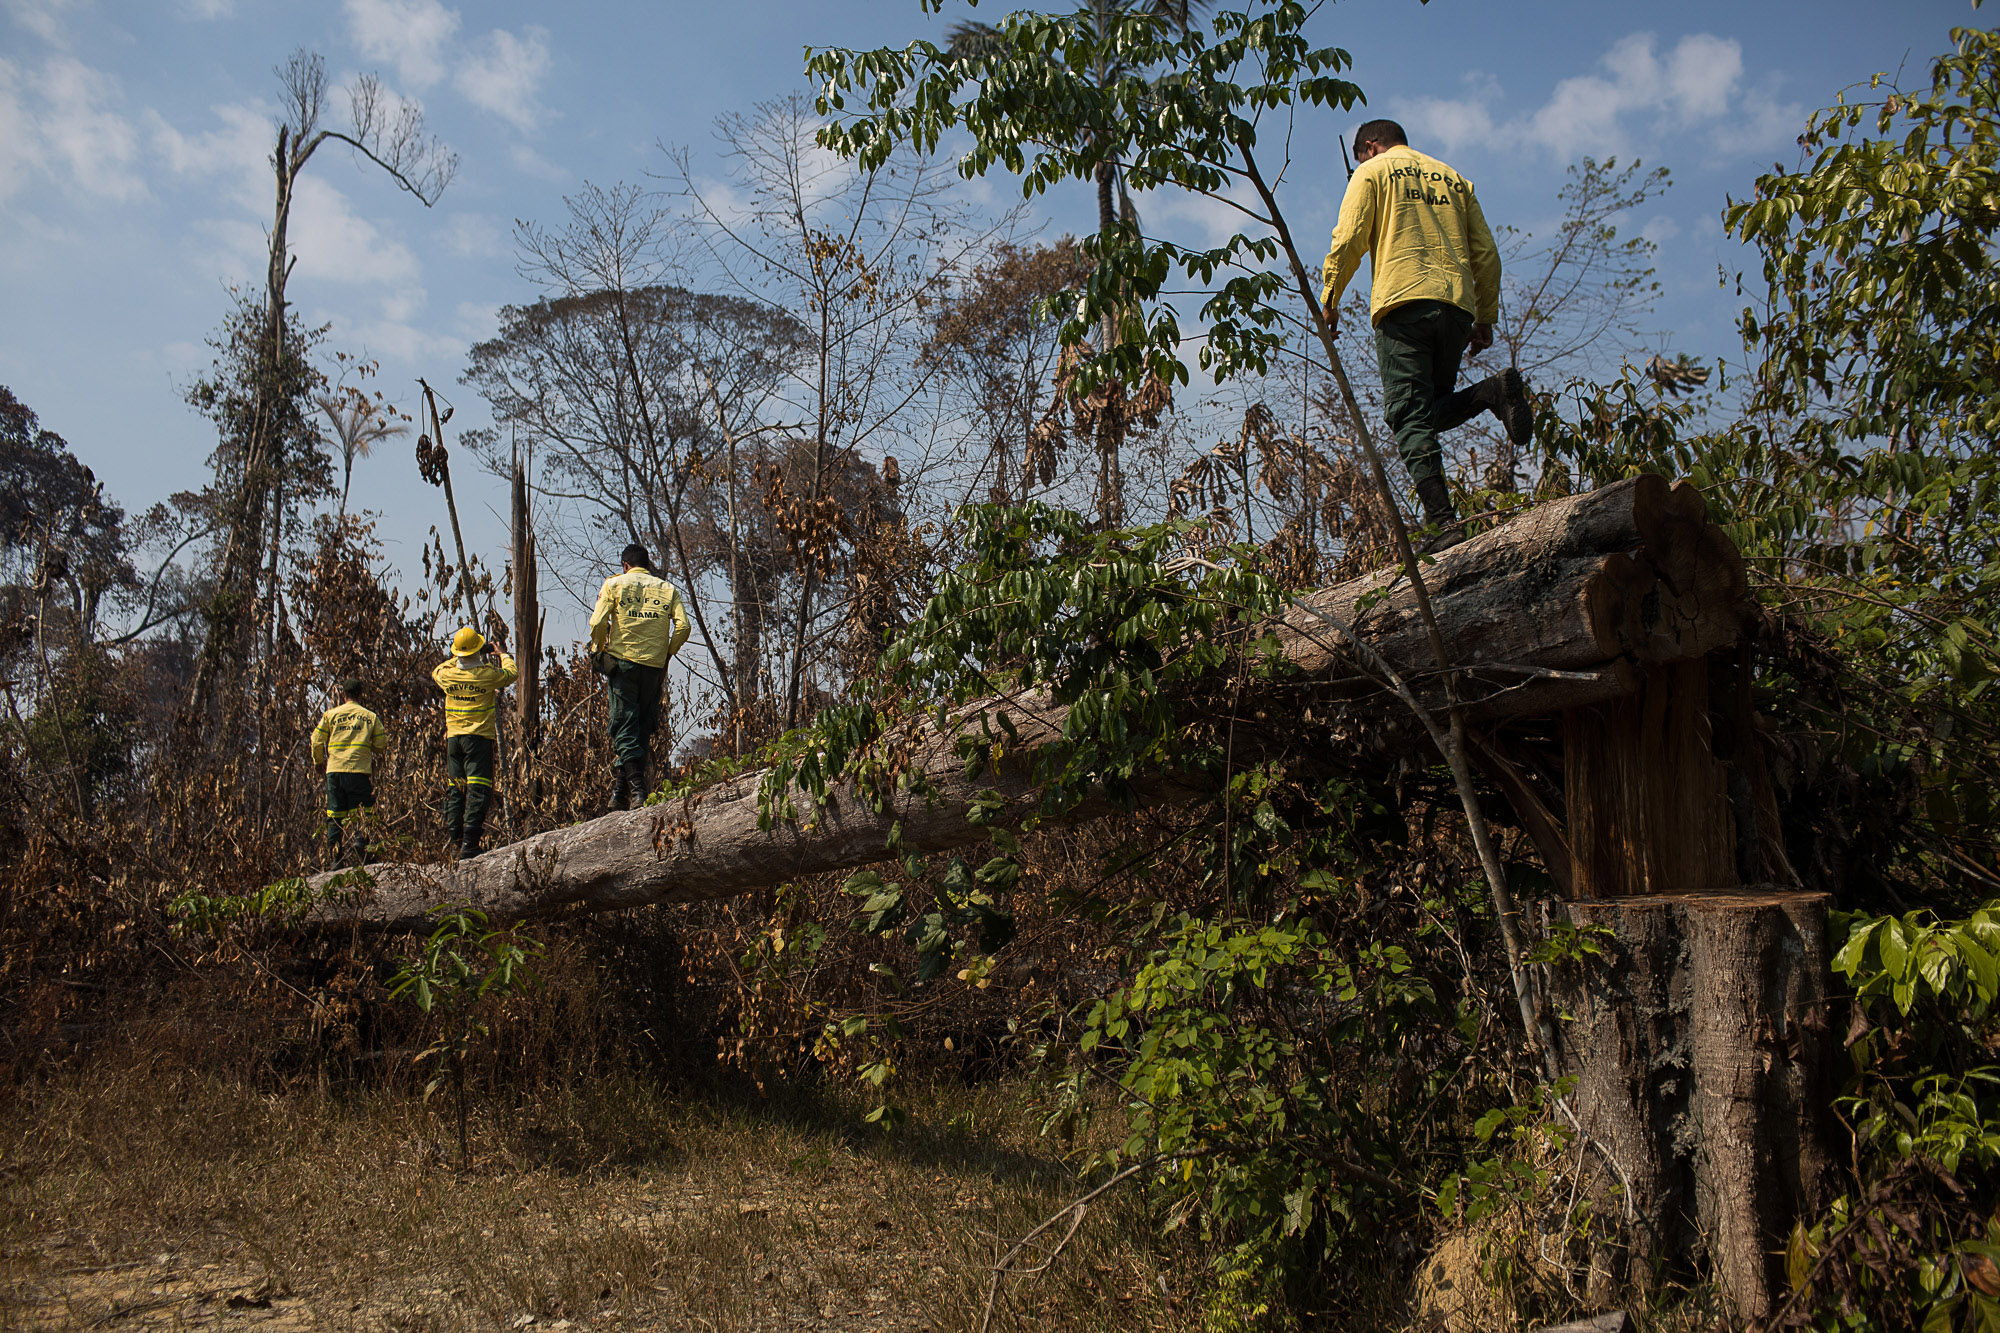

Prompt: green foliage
xmin=1728 ymin=26 xmax=2000 ymax=453
xmin=1522 ymin=919 xmax=1613 ymax=968
xmin=387 ymin=905 xmax=542 ymax=1018
xmin=388 ymin=905 xmax=543 ymax=1163
xmin=1777 ymin=901 xmax=2000 ymax=1329
xmin=171 ymin=872 xmax=369 ymax=932
xmin=1432 ymin=1078 xmax=1577 ymax=1227
xmin=843 ymin=853 xmax=1015 ymax=983
xmin=1836 ymin=906 xmax=2000 ymax=1019
xmin=761 ymin=501 xmax=1289 ymax=848
xmin=1077 ymin=915 xmax=1437 ymax=1269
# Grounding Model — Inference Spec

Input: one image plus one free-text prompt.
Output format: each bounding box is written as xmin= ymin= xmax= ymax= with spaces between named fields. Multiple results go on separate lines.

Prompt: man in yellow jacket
xmin=1321 ymin=119 xmax=1532 ymax=550
xmin=431 ymin=626 xmax=517 ymax=859
xmin=310 ymin=676 xmax=387 ymax=868
xmin=589 ymin=542 xmax=690 ymax=811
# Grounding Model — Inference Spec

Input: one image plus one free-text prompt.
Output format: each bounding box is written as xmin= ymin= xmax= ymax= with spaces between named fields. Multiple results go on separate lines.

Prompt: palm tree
xmin=316 ymin=389 xmax=409 ymax=516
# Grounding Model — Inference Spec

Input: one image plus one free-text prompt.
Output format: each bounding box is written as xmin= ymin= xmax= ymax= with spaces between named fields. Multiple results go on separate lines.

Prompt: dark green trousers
xmin=606 ymin=657 xmax=665 ymax=770
xmin=443 ymin=734 xmax=495 ymax=836
xmin=1373 ymin=299 xmax=1484 ymax=486
xmin=324 ymin=772 xmax=376 ymax=852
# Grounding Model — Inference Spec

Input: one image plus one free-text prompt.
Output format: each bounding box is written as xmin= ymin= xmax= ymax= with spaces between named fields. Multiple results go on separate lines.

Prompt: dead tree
xmin=187 ymin=50 xmax=455 ymax=720
xmin=510 ymin=452 xmax=542 ymax=750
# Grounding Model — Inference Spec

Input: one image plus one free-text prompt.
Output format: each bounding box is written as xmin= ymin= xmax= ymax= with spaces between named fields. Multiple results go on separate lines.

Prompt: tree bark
xmin=510 ymin=455 xmax=541 ymax=749
xmin=301 ymin=474 xmax=1750 ymax=931
xmin=1539 ymin=890 xmax=1837 ymax=1323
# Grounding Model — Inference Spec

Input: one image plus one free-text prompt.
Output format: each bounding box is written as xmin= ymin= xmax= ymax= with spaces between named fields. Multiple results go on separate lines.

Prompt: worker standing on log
xmin=1320 ymin=119 xmax=1533 ymax=551
xmin=432 ymin=626 xmax=517 ymax=860
xmin=310 ymin=676 xmax=386 ymax=868
xmin=589 ymin=542 xmax=690 ymax=812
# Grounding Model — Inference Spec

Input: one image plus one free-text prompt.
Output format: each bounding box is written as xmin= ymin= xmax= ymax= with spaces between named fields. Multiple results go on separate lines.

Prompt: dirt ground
xmin=0 ymin=1060 xmax=1202 ymax=1333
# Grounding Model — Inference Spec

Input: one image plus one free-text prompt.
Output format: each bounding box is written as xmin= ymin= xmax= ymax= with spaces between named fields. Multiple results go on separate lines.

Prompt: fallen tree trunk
xmin=304 ymin=474 xmax=1750 ymax=931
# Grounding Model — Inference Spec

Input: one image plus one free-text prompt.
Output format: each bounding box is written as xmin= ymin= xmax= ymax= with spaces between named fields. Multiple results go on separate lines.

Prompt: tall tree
xmin=923 ymin=239 xmax=1093 ymax=506
xmin=812 ymin=0 xmax=1553 ymax=1110
xmin=465 ymin=184 xmax=807 ymax=722
xmin=0 ymin=386 xmax=131 ymax=645
xmin=0 ymin=387 xmax=135 ymax=815
xmin=187 ymin=50 xmax=454 ymax=719
xmin=673 ymin=95 xmax=986 ymax=725
xmin=946 ymin=0 xmax=1212 ymax=522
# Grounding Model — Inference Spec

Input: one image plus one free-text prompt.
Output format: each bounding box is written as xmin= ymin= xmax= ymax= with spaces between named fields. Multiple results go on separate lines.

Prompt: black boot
xmin=1461 ymin=367 xmax=1532 ymax=447
xmin=622 ymin=759 xmax=648 ymax=807
xmin=458 ymin=822 xmax=484 ymax=862
xmin=610 ymin=764 xmax=631 ymax=813
xmin=1414 ymin=475 xmax=1464 ymax=553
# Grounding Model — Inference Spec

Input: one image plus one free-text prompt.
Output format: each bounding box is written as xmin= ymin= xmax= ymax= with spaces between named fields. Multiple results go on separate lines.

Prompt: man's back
xmin=312 ymin=700 xmax=386 ymax=773
xmin=590 ymin=567 xmax=689 ymax=668
xmin=432 ymin=654 xmax=518 ymax=738
xmin=1321 ymin=144 xmax=1500 ymax=326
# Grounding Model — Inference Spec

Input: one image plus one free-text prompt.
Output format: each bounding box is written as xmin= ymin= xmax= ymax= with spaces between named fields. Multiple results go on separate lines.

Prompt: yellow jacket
xmin=432 ymin=652 xmax=517 ymax=739
xmin=589 ymin=567 xmax=690 ymax=669
xmin=311 ymin=700 xmax=388 ymax=774
xmin=1320 ymin=145 xmax=1501 ymax=326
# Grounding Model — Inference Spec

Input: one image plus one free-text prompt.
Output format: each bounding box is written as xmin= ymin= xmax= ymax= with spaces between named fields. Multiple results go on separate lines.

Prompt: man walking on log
xmin=310 ymin=676 xmax=387 ymax=868
xmin=590 ymin=542 xmax=690 ymax=812
xmin=432 ymin=626 xmax=517 ymax=860
xmin=1320 ymin=118 xmax=1533 ymax=551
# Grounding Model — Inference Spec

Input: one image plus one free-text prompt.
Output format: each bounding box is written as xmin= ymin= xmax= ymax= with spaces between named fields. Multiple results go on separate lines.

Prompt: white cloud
xmin=441 ymin=211 xmax=508 ymax=259
xmin=1526 ymin=33 xmax=1743 ymax=159
xmin=454 ymin=24 xmax=551 ymax=133
xmin=1140 ymin=178 xmax=1269 ymax=248
xmin=1713 ymin=83 xmax=1807 ymax=158
xmin=178 ymin=0 xmax=235 ymax=17
xmin=147 ymin=99 xmax=268 ymax=183
xmin=343 ymin=0 xmax=460 ymax=90
xmin=508 ymin=140 xmax=566 ymax=180
xmin=0 ymin=53 xmax=145 ymax=204
xmin=4 ymin=0 xmax=81 ymax=46
xmin=1395 ymin=71 xmax=1502 ymax=160
xmin=1660 ymin=33 xmax=1743 ymax=121
xmin=288 ymin=173 xmax=419 ymax=287
xmin=1389 ymin=31 xmax=1806 ymax=165
xmin=340 ymin=304 xmax=463 ymax=364
xmin=157 ymin=340 xmax=206 ymax=374
xmin=1641 ymin=215 xmax=1682 ymax=245
xmin=453 ymin=300 xmax=500 ymax=340
xmin=151 ymin=99 xmax=420 ymax=292
xmin=0 ymin=61 xmax=35 ymax=200
xmin=38 ymin=56 xmax=143 ymax=198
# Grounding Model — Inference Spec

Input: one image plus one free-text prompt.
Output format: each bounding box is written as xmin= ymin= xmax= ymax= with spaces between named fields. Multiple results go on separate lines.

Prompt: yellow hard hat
xmin=451 ymin=626 xmax=486 ymax=656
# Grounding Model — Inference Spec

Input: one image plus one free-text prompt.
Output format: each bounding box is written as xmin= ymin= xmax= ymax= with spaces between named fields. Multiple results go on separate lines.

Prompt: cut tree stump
xmin=1539 ymin=890 xmax=1837 ymax=1321
xmin=298 ymin=473 xmax=1753 ymax=932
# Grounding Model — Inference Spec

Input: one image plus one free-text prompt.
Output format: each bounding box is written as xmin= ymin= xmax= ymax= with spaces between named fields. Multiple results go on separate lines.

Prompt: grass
xmin=0 ymin=1046 xmax=1210 ymax=1332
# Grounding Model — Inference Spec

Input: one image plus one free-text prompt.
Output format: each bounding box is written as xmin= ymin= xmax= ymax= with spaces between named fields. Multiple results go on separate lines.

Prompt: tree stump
xmin=1541 ymin=888 xmax=1836 ymax=1316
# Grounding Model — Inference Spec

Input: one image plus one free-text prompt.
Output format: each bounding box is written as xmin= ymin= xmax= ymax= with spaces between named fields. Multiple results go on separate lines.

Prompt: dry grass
xmin=0 ymin=1049 xmax=1208 ymax=1333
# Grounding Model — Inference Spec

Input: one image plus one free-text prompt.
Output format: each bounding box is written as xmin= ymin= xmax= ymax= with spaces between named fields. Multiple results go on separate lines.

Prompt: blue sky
xmin=0 ymin=0 xmax=1979 ymax=647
